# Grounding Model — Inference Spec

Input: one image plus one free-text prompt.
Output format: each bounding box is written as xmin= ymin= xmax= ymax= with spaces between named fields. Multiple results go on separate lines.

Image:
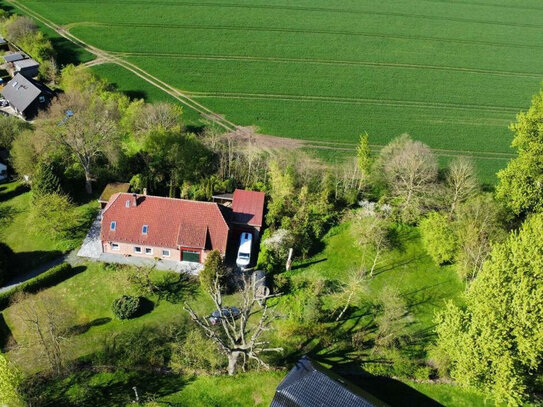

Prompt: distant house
xmin=1 ymin=73 xmax=53 ymax=119
xmin=99 ymin=189 xmax=266 ymax=264
xmin=13 ymin=58 xmax=40 ymax=78
xmin=271 ymin=356 xmax=389 ymax=407
xmin=3 ymin=53 xmax=26 ymax=64
xmin=98 ymin=182 xmax=131 ymax=209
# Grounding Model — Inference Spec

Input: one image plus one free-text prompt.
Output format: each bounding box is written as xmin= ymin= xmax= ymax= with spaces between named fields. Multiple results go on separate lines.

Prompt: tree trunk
xmin=84 ymin=170 xmax=93 ymax=194
xmin=227 ymin=351 xmax=243 ymax=376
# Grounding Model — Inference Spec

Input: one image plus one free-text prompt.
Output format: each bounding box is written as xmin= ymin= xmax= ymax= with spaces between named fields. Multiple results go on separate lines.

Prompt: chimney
xmin=143 ymin=188 xmax=147 ymax=196
xmin=131 ymin=193 xmax=138 ymax=207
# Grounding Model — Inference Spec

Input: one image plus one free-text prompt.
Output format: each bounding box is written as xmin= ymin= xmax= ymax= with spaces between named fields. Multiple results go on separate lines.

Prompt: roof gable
xmin=231 ymin=189 xmax=265 ymax=227
xmin=1 ymin=74 xmax=45 ymax=113
xmin=272 ymin=357 xmax=388 ymax=407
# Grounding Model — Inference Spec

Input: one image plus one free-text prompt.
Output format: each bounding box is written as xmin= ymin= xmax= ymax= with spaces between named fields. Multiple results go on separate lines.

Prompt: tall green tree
xmin=31 ymin=161 xmax=61 ymax=201
xmin=435 ymin=214 xmax=543 ymax=405
xmin=356 ymin=132 xmax=372 ymax=182
xmin=497 ymin=88 xmax=543 ymax=216
xmin=420 ymin=212 xmax=457 ymax=265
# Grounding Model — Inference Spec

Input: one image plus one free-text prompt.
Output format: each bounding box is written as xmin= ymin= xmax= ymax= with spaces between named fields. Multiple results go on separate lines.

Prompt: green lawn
xmin=3 ymin=0 xmax=534 ymax=181
xmin=0 ymin=217 xmax=497 ymax=405
xmin=0 ymin=182 xmax=97 ymax=272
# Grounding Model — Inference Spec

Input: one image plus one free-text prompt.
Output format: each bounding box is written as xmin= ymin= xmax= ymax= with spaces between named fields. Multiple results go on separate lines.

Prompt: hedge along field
xmin=7 ymin=0 xmax=543 ymax=181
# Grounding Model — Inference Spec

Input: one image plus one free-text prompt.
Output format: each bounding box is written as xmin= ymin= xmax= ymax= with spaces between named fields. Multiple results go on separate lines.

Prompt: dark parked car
xmin=208 ymin=306 xmax=241 ymax=325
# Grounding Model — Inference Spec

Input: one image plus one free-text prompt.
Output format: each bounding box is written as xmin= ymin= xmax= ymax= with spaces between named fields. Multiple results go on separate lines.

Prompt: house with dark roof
xmin=13 ymin=58 xmax=40 ymax=78
xmin=1 ymin=73 xmax=53 ymax=119
xmin=271 ymin=357 xmax=389 ymax=407
xmin=2 ymin=53 xmax=25 ymax=63
xmin=99 ymin=189 xmax=265 ymax=264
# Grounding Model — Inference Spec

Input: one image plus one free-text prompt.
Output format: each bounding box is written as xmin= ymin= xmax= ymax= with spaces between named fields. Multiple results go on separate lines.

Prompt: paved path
xmin=0 ymin=252 xmax=78 ymax=294
xmin=77 ymin=213 xmax=102 ymax=259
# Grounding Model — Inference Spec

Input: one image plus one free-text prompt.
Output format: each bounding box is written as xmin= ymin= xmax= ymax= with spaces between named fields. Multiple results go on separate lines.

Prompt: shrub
xmin=111 ymin=295 xmax=141 ymax=320
xmin=170 ymin=329 xmax=224 ymax=374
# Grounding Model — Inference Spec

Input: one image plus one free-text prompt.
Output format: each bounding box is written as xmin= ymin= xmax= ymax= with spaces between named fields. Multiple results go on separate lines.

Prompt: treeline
xmin=0 ymin=11 xmax=58 ymax=83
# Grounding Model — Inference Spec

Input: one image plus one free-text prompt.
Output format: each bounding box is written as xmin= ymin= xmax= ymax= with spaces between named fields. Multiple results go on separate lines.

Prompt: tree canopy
xmin=436 ymin=214 xmax=543 ymax=405
xmin=497 ymin=88 xmax=543 ymax=216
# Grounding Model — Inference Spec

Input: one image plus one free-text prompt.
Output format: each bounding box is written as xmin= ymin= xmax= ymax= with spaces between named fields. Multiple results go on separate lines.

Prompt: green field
xmin=5 ymin=0 xmax=541 ymax=181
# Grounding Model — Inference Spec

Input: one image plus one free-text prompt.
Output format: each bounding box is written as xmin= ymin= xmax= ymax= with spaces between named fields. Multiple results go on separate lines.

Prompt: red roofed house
xmin=100 ymin=189 xmax=265 ymax=264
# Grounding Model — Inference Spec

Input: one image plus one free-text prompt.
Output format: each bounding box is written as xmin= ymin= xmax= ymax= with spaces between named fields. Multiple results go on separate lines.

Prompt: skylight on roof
xmin=142 ymin=225 xmax=148 ymax=235
xmin=12 ymin=81 xmax=17 ymax=87
xmin=110 ymin=221 xmax=116 ymax=231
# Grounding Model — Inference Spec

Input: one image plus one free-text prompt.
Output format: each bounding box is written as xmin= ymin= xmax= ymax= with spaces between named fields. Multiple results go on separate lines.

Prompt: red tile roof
xmin=101 ymin=193 xmax=229 ymax=253
xmin=231 ymin=189 xmax=265 ymax=228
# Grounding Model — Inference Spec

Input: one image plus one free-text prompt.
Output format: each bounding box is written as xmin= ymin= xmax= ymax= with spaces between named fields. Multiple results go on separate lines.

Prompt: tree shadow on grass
xmin=155 ymin=272 xmax=199 ymax=304
xmin=0 ymin=312 xmax=16 ymax=352
xmin=134 ymin=297 xmax=155 ymax=317
xmin=24 ymin=367 xmax=190 ymax=407
xmin=291 ymin=258 xmax=327 ymax=271
xmin=0 ymin=183 xmax=28 ymax=202
xmin=66 ymin=317 xmax=112 ymax=336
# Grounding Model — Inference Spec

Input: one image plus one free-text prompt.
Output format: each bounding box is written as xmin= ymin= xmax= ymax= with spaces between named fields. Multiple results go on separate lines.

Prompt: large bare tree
xmin=38 ymin=90 xmax=120 ymax=194
xmin=13 ymin=291 xmax=75 ymax=374
xmin=184 ymin=267 xmax=282 ymax=375
xmin=446 ymin=156 xmax=478 ymax=216
xmin=379 ymin=134 xmax=438 ymax=220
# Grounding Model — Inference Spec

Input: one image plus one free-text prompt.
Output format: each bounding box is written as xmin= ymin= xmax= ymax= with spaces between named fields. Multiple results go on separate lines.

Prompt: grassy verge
xmin=0 ymin=182 xmax=97 ymax=272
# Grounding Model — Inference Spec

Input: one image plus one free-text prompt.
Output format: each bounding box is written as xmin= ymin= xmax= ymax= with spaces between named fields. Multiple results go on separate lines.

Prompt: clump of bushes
xmin=111 ymin=295 xmax=141 ymax=319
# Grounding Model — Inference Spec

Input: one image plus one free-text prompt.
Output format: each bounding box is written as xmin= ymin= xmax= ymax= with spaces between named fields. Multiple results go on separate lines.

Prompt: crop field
xmin=4 ymin=0 xmax=543 ymax=181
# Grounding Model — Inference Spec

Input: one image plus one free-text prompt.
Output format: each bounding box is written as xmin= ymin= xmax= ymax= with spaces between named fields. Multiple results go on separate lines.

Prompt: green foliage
xmin=0 ymin=263 xmax=73 ymax=310
xmin=419 ymin=212 xmax=457 ymax=265
xmin=0 ymin=115 xmax=30 ymax=150
xmin=111 ymin=295 xmax=141 ymax=320
xmin=356 ymin=132 xmax=372 ymax=179
xmin=0 ymin=353 xmax=23 ymax=407
xmin=28 ymin=192 xmax=81 ymax=241
xmin=31 ymin=161 xmax=62 ymax=201
xmin=170 ymin=329 xmax=225 ymax=374
xmin=497 ymin=87 xmax=543 ymax=216
xmin=18 ymin=30 xmax=55 ymax=64
xmin=436 ymin=214 xmax=543 ymax=405
xmin=199 ymin=250 xmax=227 ymax=292
xmin=454 ymin=194 xmax=506 ymax=281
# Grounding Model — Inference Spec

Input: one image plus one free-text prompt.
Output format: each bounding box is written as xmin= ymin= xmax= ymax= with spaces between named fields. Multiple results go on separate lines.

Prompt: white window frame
xmin=134 ymin=246 xmax=142 ymax=254
xmin=145 ymin=247 xmax=153 ymax=255
xmin=110 ymin=221 xmax=116 ymax=231
xmin=142 ymin=225 xmax=148 ymax=235
xmin=111 ymin=243 xmax=120 ymax=251
xmin=162 ymin=249 xmax=170 ymax=258
xmin=125 ymin=200 xmax=130 ymax=208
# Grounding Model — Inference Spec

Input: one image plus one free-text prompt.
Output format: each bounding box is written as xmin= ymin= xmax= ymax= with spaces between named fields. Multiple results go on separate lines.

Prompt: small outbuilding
xmin=3 ymin=53 xmax=26 ymax=63
xmin=98 ymin=182 xmax=131 ymax=209
xmin=1 ymin=73 xmax=53 ymax=119
xmin=271 ymin=356 xmax=389 ymax=407
xmin=13 ymin=58 xmax=40 ymax=78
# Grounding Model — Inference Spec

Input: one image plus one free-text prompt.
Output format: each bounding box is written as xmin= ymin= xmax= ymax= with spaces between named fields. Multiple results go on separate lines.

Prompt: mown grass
xmin=0 ymin=182 xmax=97 ymax=272
xmin=5 ymin=0 xmax=536 ymax=181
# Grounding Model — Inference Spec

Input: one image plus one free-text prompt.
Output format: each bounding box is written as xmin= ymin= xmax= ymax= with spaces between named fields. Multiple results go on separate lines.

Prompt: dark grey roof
xmin=14 ymin=59 xmax=39 ymax=69
xmin=271 ymin=357 xmax=389 ymax=407
xmin=1 ymin=74 xmax=43 ymax=113
xmin=3 ymin=53 xmax=25 ymax=63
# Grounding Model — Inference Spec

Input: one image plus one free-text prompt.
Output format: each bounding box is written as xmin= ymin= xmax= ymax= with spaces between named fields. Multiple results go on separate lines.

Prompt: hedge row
xmin=0 ymin=263 xmax=73 ymax=309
